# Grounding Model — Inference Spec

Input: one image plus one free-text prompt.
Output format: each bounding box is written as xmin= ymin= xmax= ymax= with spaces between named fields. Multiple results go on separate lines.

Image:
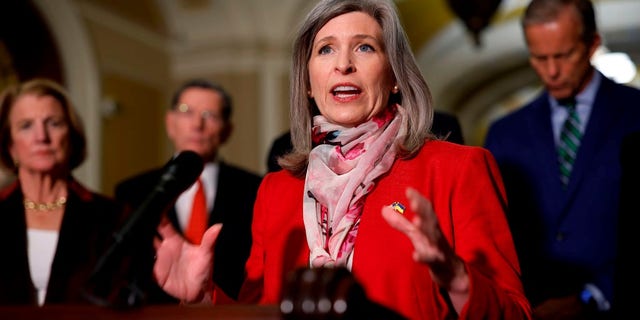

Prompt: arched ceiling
xmin=85 ymin=0 xmax=167 ymax=34
xmin=396 ymin=0 xmax=456 ymax=53
xmin=77 ymin=0 xmax=640 ymax=147
xmin=156 ymin=0 xmax=320 ymax=52
xmin=82 ymin=0 xmax=640 ymax=78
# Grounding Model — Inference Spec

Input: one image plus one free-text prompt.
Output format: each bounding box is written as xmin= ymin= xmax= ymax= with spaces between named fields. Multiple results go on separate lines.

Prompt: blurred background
xmin=0 ymin=0 xmax=638 ymax=196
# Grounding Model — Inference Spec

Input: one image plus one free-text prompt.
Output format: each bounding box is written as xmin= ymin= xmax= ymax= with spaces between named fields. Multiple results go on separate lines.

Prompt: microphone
xmin=110 ymin=150 xmax=204 ymax=245
xmin=85 ymin=150 xmax=204 ymax=308
xmin=281 ymin=266 xmax=406 ymax=320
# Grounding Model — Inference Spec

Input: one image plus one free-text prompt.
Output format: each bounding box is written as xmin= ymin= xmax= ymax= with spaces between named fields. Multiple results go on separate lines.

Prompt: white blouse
xmin=27 ymin=229 xmax=59 ymax=306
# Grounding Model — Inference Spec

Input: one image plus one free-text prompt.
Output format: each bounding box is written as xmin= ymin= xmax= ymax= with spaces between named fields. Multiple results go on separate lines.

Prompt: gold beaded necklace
xmin=23 ymin=196 xmax=67 ymax=212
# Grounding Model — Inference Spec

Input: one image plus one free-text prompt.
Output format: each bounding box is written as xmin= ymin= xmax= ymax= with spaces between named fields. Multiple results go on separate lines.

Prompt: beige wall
xmin=101 ymin=74 xmax=167 ymax=196
xmin=78 ymin=0 xmax=172 ymax=195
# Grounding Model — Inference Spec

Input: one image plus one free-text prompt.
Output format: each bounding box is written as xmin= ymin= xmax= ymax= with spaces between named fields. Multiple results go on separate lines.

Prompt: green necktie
xmin=557 ymin=99 xmax=581 ymax=189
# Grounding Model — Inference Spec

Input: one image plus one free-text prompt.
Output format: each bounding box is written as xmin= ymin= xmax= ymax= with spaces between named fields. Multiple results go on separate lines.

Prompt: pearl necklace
xmin=23 ymin=196 xmax=67 ymax=211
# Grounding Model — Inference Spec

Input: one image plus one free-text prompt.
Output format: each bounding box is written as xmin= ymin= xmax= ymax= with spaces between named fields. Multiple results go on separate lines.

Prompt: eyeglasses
xmin=174 ymin=103 xmax=223 ymax=123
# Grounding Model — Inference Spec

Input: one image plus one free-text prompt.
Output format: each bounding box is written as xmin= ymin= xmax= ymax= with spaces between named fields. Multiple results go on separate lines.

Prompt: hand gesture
xmin=381 ymin=187 xmax=469 ymax=312
xmin=153 ymin=220 xmax=222 ymax=303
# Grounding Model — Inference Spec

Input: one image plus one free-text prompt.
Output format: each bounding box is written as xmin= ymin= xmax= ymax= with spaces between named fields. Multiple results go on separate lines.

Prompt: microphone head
xmin=158 ymin=150 xmax=204 ymax=195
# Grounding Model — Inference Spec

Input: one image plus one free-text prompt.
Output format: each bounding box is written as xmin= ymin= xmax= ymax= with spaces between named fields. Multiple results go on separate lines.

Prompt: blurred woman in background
xmin=0 ymin=78 xmax=124 ymax=306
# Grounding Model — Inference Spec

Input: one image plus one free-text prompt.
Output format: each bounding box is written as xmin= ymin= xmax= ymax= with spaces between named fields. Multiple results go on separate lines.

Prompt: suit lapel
xmin=210 ymin=162 xmax=225 ymax=224
xmin=566 ymin=77 xmax=619 ymax=196
xmin=47 ymin=191 xmax=77 ymax=302
xmin=529 ymin=95 xmax=567 ymax=196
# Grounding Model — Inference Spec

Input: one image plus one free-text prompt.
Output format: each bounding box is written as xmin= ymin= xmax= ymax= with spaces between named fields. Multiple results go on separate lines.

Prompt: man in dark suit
xmin=115 ymin=79 xmax=262 ymax=304
xmin=267 ymin=110 xmax=464 ymax=172
xmin=484 ymin=1 xmax=640 ymax=319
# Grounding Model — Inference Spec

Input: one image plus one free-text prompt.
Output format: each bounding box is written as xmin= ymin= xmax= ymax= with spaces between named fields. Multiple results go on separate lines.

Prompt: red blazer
xmin=239 ymin=140 xmax=532 ymax=319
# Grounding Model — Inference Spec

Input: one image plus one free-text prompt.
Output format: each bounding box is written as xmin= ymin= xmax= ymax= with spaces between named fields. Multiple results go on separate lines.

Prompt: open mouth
xmin=332 ymin=85 xmax=361 ymax=99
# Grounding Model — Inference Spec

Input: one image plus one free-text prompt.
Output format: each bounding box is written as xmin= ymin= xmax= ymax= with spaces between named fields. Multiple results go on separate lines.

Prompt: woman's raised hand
xmin=153 ymin=220 xmax=222 ymax=303
xmin=381 ymin=187 xmax=469 ymax=313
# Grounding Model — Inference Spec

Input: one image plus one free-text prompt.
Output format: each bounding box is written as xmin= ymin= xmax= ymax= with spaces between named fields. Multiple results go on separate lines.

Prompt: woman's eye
xmin=357 ymin=44 xmax=374 ymax=52
xmin=50 ymin=120 xmax=65 ymax=127
xmin=46 ymin=117 xmax=65 ymax=127
xmin=318 ymin=45 xmax=333 ymax=55
xmin=17 ymin=121 xmax=32 ymax=130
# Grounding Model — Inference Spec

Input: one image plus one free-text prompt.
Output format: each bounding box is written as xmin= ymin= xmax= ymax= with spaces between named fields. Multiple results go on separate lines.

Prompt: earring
xmin=307 ymin=90 xmax=312 ymax=97
xmin=392 ymin=85 xmax=399 ymax=93
xmin=13 ymin=158 xmax=18 ymax=168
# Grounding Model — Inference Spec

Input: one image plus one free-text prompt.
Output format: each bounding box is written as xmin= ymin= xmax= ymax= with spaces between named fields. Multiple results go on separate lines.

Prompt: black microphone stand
xmin=83 ymin=190 xmax=166 ymax=309
xmin=83 ymin=151 xmax=203 ymax=309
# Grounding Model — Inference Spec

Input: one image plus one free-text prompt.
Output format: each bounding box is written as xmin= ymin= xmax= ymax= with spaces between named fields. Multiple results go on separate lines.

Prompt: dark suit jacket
xmin=114 ymin=160 xmax=262 ymax=302
xmin=430 ymin=110 xmax=465 ymax=145
xmin=613 ymin=130 xmax=640 ymax=317
xmin=0 ymin=178 xmax=126 ymax=306
xmin=484 ymin=73 xmax=640 ymax=309
xmin=267 ymin=110 xmax=465 ymax=172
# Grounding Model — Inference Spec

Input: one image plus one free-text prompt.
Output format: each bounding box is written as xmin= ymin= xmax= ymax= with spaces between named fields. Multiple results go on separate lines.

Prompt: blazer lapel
xmin=0 ymin=183 xmax=36 ymax=304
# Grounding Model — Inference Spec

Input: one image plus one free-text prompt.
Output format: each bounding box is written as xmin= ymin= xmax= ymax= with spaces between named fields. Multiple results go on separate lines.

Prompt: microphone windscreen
xmin=159 ymin=150 xmax=204 ymax=194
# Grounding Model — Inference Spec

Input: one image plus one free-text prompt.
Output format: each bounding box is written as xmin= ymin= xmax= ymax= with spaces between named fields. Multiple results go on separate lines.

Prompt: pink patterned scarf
xmin=303 ymin=105 xmax=403 ymax=269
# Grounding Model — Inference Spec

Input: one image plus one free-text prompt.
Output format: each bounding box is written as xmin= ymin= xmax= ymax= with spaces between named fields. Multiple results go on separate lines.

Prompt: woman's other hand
xmin=381 ymin=187 xmax=469 ymax=313
xmin=153 ymin=220 xmax=222 ymax=303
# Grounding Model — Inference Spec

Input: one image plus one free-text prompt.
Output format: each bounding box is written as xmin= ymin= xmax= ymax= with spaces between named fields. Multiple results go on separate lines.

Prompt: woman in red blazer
xmin=152 ymin=0 xmax=532 ymax=319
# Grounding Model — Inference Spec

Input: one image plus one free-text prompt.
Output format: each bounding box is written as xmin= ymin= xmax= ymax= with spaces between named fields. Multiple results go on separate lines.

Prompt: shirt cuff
xmin=580 ymin=283 xmax=610 ymax=311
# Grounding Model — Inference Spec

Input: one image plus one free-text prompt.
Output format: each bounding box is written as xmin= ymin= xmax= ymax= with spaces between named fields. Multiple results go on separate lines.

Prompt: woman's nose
xmin=35 ymin=123 xmax=50 ymax=142
xmin=336 ymin=52 xmax=355 ymax=74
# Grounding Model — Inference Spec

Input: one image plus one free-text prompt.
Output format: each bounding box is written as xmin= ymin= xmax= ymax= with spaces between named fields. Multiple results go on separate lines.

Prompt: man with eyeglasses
xmin=114 ymin=79 xmax=262 ymax=305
